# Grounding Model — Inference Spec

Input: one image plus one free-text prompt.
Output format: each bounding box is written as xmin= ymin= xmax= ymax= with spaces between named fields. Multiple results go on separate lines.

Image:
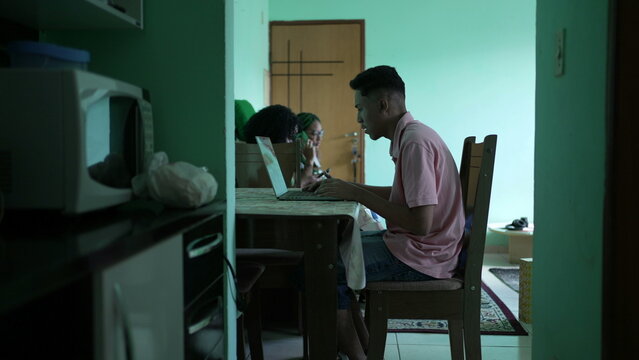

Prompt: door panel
xmin=270 ymin=21 xmax=365 ymax=182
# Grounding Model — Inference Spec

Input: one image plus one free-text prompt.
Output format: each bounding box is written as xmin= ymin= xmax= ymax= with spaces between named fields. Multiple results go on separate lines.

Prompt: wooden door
xmin=270 ymin=21 xmax=365 ymax=183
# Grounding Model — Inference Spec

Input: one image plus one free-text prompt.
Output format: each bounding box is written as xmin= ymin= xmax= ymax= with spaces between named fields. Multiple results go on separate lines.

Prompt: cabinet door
xmin=0 ymin=0 xmax=143 ymax=29
xmin=94 ymin=235 xmax=183 ymax=360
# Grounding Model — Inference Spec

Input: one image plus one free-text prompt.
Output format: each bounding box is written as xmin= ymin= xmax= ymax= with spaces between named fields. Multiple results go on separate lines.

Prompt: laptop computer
xmin=255 ymin=136 xmax=342 ymax=201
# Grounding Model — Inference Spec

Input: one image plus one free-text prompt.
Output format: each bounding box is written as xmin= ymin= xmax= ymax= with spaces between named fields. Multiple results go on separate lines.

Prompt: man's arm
xmin=308 ymin=180 xmax=392 ymax=199
xmin=349 ymin=183 xmax=392 ymax=200
xmin=314 ymin=179 xmax=433 ymax=236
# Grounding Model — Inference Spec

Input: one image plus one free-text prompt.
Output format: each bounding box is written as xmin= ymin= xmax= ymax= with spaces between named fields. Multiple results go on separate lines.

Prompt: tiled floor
xmin=260 ymin=252 xmax=533 ymax=360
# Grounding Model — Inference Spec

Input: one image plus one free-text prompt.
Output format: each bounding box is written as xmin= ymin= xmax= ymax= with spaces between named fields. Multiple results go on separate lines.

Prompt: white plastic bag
xmin=133 ymin=152 xmax=218 ymax=208
xmin=358 ymin=205 xmax=385 ymax=231
xmin=132 ymin=152 xmax=169 ymax=198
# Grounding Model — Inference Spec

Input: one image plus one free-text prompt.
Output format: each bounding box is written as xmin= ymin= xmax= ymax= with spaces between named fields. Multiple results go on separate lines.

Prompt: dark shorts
xmin=336 ymin=230 xmax=435 ymax=309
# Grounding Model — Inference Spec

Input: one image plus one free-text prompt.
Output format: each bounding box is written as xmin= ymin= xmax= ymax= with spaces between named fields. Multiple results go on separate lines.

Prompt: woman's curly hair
xmin=243 ymin=105 xmax=300 ymax=144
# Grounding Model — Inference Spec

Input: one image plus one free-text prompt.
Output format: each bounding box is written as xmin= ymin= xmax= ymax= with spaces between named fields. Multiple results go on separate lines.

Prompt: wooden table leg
xmin=302 ymin=218 xmax=338 ymax=359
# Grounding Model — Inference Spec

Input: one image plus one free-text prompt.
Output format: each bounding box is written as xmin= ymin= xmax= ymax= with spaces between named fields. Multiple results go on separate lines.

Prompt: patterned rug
xmin=488 ymin=267 xmax=520 ymax=293
xmin=385 ymin=282 xmax=528 ymax=335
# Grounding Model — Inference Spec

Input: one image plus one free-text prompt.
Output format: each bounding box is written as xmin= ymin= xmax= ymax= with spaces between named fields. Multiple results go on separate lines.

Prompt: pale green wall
xmin=234 ymin=0 xmax=269 ymax=110
xmin=270 ymin=0 xmax=536 ymax=227
xmin=533 ymin=0 xmax=607 ymax=358
xmin=46 ymin=1 xmax=238 ymax=358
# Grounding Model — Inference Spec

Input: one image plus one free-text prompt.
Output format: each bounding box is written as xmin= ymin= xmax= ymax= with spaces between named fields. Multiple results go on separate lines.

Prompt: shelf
xmin=0 ymin=0 xmax=143 ymax=30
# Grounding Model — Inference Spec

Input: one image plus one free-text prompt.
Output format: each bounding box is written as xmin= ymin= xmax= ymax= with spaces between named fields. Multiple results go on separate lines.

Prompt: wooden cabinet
xmin=0 ymin=0 xmax=143 ymax=29
xmin=94 ymin=235 xmax=183 ymax=360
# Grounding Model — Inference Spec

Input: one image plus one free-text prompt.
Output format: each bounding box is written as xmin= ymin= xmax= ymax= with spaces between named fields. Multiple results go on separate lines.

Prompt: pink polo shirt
xmin=383 ymin=112 xmax=465 ymax=279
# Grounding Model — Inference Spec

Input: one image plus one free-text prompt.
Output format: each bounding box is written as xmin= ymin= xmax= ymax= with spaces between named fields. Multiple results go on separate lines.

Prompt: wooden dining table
xmin=235 ymin=188 xmax=364 ymax=359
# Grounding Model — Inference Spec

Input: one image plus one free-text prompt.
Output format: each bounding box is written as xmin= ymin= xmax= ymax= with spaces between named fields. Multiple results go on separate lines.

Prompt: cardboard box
xmin=508 ymin=234 xmax=533 ymax=263
xmin=519 ymin=257 xmax=533 ymax=323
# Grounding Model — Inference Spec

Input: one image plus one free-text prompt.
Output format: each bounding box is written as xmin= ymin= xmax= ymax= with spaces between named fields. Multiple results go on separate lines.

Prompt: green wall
xmin=234 ymin=0 xmax=269 ymax=110
xmin=270 ymin=0 xmax=536 ymax=227
xmin=533 ymin=0 xmax=607 ymax=358
xmin=46 ymin=1 xmax=238 ymax=358
xmin=44 ymin=3 xmax=228 ymax=194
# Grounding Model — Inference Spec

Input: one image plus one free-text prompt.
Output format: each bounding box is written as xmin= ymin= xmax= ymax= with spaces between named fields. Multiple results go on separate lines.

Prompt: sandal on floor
xmin=506 ymin=217 xmax=528 ymax=230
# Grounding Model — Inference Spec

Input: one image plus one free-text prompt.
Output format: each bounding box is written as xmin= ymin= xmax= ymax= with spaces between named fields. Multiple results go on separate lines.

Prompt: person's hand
xmin=302 ymin=178 xmax=323 ymax=192
xmin=302 ymin=139 xmax=315 ymax=165
xmin=313 ymin=178 xmax=359 ymax=201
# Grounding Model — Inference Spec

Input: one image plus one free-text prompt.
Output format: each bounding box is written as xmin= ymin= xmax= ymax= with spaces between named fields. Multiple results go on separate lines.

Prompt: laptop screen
xmin=255 ymin=136 xmax=289 ymax=197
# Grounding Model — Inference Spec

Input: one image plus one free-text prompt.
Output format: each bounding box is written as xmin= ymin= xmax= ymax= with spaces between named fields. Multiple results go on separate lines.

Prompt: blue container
xmin=7 ymin=41 xmax=90 ymax=70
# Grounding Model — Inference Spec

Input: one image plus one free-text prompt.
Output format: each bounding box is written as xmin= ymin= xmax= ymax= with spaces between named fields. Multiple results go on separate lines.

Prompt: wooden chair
xmin=235 ymin=140 xmax=301 ymax=188
xmin=364 ymin=135 xmax=497 ymax=360
xmin=234 ymin=137 xmax=306 ymax=274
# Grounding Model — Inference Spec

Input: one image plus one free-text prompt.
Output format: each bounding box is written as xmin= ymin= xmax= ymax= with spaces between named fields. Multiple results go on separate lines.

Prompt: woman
xmin=297 ymin=113 xmax=384 ymax=231
xmin=242 ymin=107 xmax=326 ymax=187
xmin=297 ymin=112 xmax=326 ymax=187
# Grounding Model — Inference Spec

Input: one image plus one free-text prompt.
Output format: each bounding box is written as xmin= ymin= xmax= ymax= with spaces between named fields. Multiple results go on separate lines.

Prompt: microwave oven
xmin=0 ymin=69 xmax=154 ymax=214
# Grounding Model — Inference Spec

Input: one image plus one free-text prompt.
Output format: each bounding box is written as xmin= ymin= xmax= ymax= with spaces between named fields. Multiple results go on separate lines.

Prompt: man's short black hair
xmin=243 ymin=105 xmax=300 ymax=144
xmin=349 ymin=65 xmax=405 ymax=97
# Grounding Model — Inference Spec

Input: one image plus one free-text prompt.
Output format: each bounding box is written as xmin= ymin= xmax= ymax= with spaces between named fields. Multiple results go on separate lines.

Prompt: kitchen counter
xmin=0 ymin=199 xmax=226 ymax=314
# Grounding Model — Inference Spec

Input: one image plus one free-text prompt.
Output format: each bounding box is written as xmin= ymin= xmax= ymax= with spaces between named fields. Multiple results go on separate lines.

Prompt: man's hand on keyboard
xmin=313 ymin=178 xmax=359 ymax=201
xmin=302 ymin=179 xmax=323 ymax=192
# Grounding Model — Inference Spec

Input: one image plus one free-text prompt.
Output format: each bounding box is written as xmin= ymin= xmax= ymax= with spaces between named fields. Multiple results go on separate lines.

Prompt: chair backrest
xmin=235 ymin=139 xmax=301 ymax=188
xmin=458 ymin=135 xmax=497 ymax=291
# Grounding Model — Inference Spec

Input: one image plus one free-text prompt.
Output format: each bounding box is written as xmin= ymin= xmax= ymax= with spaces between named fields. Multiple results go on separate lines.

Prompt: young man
xmin=308 ymin=65 xmax=465 ymax=359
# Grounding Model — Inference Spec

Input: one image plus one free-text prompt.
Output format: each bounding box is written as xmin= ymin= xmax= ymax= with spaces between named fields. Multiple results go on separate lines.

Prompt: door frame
xmin=603 ymin=0 xmax=638 ymax=357
xmin=269 ymin=19 xmax=366 ymax=183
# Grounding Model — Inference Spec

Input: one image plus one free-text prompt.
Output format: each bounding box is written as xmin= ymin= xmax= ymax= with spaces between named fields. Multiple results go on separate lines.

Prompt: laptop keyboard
xmin=279 ymin=190 xmax=342 ymax=201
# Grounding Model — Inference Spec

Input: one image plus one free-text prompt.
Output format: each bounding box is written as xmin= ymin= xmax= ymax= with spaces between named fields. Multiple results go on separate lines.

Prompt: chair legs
xmin=302 ymin=290 xmax=309 ymax=360
xmin=236 ymin=261 xmax=265 ymax=360
xmin=364 ymin=293 xmax=481 ymax=360
xmin=245 ymin=286 xmax=264 ymax=360
xmin=365 ymin=291 xmax=388 ymax=360
xmin=237 ymin=316 xmax=246 ymax=360
xmin=463 ymin=312 xmax=482 ymax=360
xmin=448 ymin=319 xmax=465 ymax=360
xmin=237 ymin=288 xmax=265 ymax=360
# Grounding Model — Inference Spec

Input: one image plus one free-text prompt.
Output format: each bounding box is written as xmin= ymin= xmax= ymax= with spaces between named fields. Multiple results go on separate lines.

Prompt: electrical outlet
xmin=555 ymin=28 xmax=566 ymax=77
